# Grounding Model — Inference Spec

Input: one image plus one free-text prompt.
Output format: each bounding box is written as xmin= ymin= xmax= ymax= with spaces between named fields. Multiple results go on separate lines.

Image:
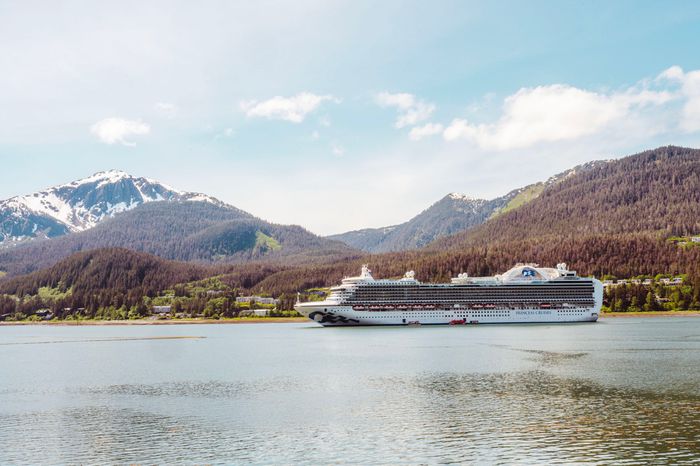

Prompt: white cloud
xmin=154 ymin=102 xmax=178 ymax=119
xmin=376 ymin=92 xmax=435 ymax=128
xmin=90 ymin=118 xmax=150 ymax=146
xmin=331 ymin=142 xmax=345 ymax=157
xmin=409 ymin=122 xmax=443 ymax=141
xmin=443 ymin=83 xmax=675 ymax=150
xmin=657 ymin=65 xmax=700 ymax=132
xmin=240 ymin=92 xmax=338 ymax=123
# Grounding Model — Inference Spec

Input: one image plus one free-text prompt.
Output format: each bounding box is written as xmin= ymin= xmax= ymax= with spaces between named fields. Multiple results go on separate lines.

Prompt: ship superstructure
xmin=295 ymin=263 xmax=603 ymax=326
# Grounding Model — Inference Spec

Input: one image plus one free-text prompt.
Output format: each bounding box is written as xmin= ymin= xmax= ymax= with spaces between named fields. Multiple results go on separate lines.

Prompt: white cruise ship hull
xmin=295 ymin=264 xmax=603 ymax=327
xmin=295 ymin=304 xmax=599 ymax=326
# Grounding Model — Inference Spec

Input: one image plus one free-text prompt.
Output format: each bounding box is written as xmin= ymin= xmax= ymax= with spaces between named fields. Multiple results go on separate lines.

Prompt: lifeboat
xmin=353 ymin=305 xmax=366 ymax=310
xmin=472 ymin=304 xmax=483 ymax=309
xmin=449 ymin=319 xmax=466 ymax=325
xmin=540 ymin=303 xmax=551 ymax=309
xmin=407 ymin=321 xmax=421 ymax=326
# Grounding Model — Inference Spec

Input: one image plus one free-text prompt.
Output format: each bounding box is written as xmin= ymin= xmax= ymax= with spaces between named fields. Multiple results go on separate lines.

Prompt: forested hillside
xmin=0 ymin=201 xmax=360 ymax=276
xmin=0 ymin=248 xmax=210 ymax=318
xmin=430 ymin=146 xmax=700 ymax=250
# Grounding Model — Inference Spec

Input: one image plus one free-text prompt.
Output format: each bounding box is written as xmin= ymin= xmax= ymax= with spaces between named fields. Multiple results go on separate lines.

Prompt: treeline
xmin=604 ymin=282 xmax=700 ymax=311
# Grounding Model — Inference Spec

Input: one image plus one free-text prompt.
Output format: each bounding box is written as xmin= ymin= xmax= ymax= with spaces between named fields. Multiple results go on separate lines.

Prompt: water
xmin=1 ymin=318 xmax=698 ymax=464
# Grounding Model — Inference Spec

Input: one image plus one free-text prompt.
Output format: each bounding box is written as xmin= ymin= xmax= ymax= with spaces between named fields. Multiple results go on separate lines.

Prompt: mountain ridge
xmin=328 ymin=160 xmax=609 ymax=252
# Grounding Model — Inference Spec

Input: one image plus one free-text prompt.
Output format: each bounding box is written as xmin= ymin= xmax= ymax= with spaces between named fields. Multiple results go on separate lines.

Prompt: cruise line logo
xmin=522 ymin=269 xmax=536 ymax=277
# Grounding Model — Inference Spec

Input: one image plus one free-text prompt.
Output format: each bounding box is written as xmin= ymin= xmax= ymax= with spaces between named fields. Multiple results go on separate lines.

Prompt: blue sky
xmin=1 ymin=0 xmax=700 ymax=234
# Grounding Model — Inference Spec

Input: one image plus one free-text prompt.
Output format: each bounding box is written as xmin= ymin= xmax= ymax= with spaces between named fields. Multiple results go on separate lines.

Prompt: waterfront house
xmin=153 ymin=305 xmax=172 ymax=314
xmin=236 ymin=296 xmax=279 ymax=305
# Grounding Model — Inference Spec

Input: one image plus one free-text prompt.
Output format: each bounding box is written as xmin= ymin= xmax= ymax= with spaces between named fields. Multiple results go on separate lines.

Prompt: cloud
xmin=409 ymin=122 xmax=443 ymax=141
xmin=442 ymin=83 xmax=675 ymax=150
xmin=331 ymin=142 xmax=345 ymax=157
xmin=240 ymin=92 xmax=338 ymax=123
xmin=90 ymin=118 xmax=150 ymax=146
xmin=657 ymin=65 xmax=700 ymax=132
xmin=376 ymin=92 xmax=435 ymax=128
xmin=154 ymin=102 xmax=178 ymax=119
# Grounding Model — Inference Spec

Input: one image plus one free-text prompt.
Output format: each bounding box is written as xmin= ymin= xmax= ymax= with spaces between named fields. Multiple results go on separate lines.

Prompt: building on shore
xmin=236 ymin=296 xmax=279 ymax=305
xmin=153 ymin=305 xmax=172 ymax=314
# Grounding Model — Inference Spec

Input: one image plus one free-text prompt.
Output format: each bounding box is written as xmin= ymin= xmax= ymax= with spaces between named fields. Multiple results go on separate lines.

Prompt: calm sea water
xmin=1 ymin=318 xmax=699 ymax=465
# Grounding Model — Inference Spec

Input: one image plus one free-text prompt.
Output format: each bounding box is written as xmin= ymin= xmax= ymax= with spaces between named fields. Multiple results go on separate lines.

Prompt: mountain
xmin=429 ymin=146 xmax=700 ymax=251
xmin=0 ymin=201 xmax=359 ymax=277
xmin=328 ymin=194 xmax=507 ymax=252
xmin=0 ymin=170 xmax=222 ymax=246
xmin=329 ymin=161 xmax=606 ymax=253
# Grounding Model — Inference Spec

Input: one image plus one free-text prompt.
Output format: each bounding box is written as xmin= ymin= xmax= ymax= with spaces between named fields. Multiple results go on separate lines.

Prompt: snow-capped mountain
xmin=0 ymin=170 xmax=221 ymax=246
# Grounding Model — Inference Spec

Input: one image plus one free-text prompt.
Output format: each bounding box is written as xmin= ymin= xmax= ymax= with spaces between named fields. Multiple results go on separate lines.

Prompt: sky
xmin=1 ymin=0 xmax=700 ymax=235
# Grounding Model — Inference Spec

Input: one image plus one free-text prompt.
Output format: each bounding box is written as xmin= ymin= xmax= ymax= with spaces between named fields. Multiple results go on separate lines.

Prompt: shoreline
xmin=0 ymin=317 xmax=309 ymax=326
xmin=2 ymin=312 xmax=700 ymax=326
xmin=600 ymin=311 xmax=700 ymax=318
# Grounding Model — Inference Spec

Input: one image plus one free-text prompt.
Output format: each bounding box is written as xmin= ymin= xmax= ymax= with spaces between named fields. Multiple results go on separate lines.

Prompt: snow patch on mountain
xmin=0 ymin=170 xmax=223 ymax=246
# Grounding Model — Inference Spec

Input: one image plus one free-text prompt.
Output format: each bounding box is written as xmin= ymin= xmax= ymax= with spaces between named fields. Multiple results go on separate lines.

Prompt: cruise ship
xmin=295 ymin=263 xmax=603 ymax=326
